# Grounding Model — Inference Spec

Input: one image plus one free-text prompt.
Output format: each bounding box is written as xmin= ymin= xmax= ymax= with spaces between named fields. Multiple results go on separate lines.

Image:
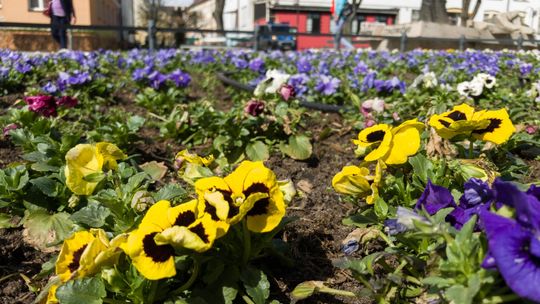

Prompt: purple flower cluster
xmin=315 ymin=75 xmax=340 ymax=96
xmin=480 ymin=181 xmax=540 ymax=302
xmin=132 ymin=68 xmax=191 ymax=90
xmin=415 ymin=179 xmax=493 ymax=230
xmin=24 ymin=95 xmax=78 ymax=117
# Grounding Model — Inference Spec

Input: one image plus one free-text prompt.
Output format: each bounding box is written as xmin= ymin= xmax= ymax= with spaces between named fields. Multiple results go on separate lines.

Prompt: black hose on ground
xmin=216 ymin=72 xmax=354 ymax=113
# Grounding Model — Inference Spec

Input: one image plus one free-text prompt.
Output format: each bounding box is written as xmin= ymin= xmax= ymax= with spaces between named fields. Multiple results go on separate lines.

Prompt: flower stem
xmin=242 ymin=219 xmax=251 ymax=265
xmin=146 ymin=280 xmax=158 ymax=304
xmin=468 ymin=140 xmax=475 ymax=158
xmin=318 ymin=286 xmax=357 ymax=298
xmin=172 ymin=257 xmax=200 ymax=296
xmin=482 ymin=294 xmax=521 ymax=303
xmin=241 ymin=294 xmax=256 ymax=304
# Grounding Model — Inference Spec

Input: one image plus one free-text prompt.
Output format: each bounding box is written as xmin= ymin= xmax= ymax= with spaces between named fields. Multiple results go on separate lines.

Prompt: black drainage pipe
xmin=216 ymin=72 xmax=354 ymax=113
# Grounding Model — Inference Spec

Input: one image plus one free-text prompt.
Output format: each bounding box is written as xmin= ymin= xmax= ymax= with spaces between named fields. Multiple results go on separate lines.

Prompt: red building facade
xmin=255 ymin=6 xmax=397 ymax=50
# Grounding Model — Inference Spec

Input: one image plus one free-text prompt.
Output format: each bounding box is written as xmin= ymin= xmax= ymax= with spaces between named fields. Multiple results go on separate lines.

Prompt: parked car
xmin=255 ymin=23 xmax=297 ymax=51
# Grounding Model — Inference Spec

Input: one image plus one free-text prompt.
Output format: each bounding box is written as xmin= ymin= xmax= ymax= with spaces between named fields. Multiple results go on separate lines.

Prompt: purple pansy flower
xmin=315 ymin=75 xmax=340 ymax=96
xmin=288 ymin=73 xmax=309 ymax=97
xmin=168 ymin=69 xmax=191 ymax=88
xmin=279 ymin=84 xmax=295 ymax=101
xmin=415 ymin=180 xmax=456 ymax=215
xmin=480 ymin=179 xmax=540 ymax=302
xmin=3 ymin=123 xmax=18 ymax=137
xmin=249 ymin=58 xmax=265 ymax=73
xmin=148 ymin=71 xmax=167 ymax=90
xmin=296 ymin=57 xmax=312 ymax=74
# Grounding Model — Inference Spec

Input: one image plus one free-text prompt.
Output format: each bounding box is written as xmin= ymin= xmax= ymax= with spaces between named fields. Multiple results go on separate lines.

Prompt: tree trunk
xmin=213 ymin=0 xmax=226 ymax=31
xmin=420 ymin=0 xmax=450 ymax=24
xmin=460 ymin=0 xmax=471 ymax=26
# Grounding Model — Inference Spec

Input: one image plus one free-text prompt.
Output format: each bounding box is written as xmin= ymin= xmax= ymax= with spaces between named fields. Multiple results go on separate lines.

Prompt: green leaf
xmin=246 ymin=141 xmax=269 ymax=161
xmin=23 ymin=209 xmax=74 ymax=251
xmin=279 ymin=135 xmax=312 ymax=160
xmin=0 ymin=213 xmax=16 ymax=228
xmin=140 ymin=161 xmax=168 ymax=181
xmin=127 ymin=115 xmax=146 ymax=132
xmin=82 ymin=172 xmax=106 ymax=183
xmin=445 ymin=284 xmax=472 ymax=304
xmin=56 ymin=277 xmax=106 ymax=304
xmin=373 ymin=197 xmax=388 ymax=219
xmin=291 ymin=281 xmax=321 ymax=302
xmin=153 ymin=184 xmax=187 ymax=202
xmin=408 ymin=154 xmax=434 ymax=183
xmin=30 ymin=177 xmax=58 ymax=197
xmin=1 ymin=165 xmax=29 ymax=191
xmin=70 ymin=202 xmax=111 ymax=227
xmin=124 ymin=172 xmax=148 ymax=193
xmin=240 ymin=267 xmax=270 ymax=304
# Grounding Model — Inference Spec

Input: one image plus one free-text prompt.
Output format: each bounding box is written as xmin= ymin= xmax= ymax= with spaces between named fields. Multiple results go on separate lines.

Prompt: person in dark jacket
xmin=48 ymin=0 xmax=76 ymax=49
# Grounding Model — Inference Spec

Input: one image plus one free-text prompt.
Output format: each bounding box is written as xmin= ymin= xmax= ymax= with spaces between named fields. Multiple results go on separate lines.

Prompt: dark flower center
xmin=189 ymin=223 xmax=209 ymax=243
xmin=446 ymin=110 xmax=467 ymax=121
xmin=204 ymin=201 xmax=220 ymax=221
xmin=143 ymin=232 xmax=175 ymax=263
xmin=174 ymin=210 xmax=196 ymax=227
xmin=218 ymin=189 xmax=239 ymax=218
xmin=473 ymin=119 xmax=502 ymax=134
xmin=68 ymin=245 xmax=88 ymax=272
xmin=247 ymin=198 xmax=270 ymax=216
xmin=244 ymin=183 xmax=271 ymax=216
xmin=366 ymin=130 xmax=386 ymax=142
xmin=439 ymin=119 xmax=451 ymax=128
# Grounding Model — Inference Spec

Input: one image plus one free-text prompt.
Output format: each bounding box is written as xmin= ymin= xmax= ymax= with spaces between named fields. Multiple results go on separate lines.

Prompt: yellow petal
xmin=354 ymin=124 xmax=392 ymax=148
xmin=140 ymin=200 xmax=172 ymax=231
xmin=382 ymin=119 xmax=424 ymax=165
xmin=56 ymin=230 xmax=96 ymax=282
xmin=471 ymin=108 xmax=515 ymax=144
xmin=95 ymin=142 xmax=127 ymax=170
xmin=64 ymin=144 xmax=104 ymax=196
xmin=156 ymin=214 xmax=218 ymax=252
xmin=332 ymin=166 xmax=372 ymax=196
xmin=246 ymin=187 xmax=286 ymax=233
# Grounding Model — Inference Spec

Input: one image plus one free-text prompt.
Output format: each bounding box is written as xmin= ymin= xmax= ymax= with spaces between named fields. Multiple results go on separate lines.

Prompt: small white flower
xmin=254 ymin=69 xmax=290 ymax=96
xmin=423 ymin=72 xmax=438 ymax=88
xmin=457 ymin=81 xmax=472 ymax=96
xmin=468 ymin=79 xmax=484 ymax=96
xmin=474 ymin=73 xmax=496 ymax=89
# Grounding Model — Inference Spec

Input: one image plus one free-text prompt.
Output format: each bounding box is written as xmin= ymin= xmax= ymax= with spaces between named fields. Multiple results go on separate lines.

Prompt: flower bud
xmin=279 ymin=84 xmax=295 ymax=101
xmin=130 ymin=190 xmax=155 ymax=212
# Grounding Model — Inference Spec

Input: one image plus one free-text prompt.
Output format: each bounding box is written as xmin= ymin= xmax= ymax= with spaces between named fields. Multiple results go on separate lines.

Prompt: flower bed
xmin=0 ymin=47 xmax=538 ymax=304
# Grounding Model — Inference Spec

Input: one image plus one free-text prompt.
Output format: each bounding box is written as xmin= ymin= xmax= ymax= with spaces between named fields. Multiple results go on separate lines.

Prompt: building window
xmin=29 ymin=0 xmax=46 ymax=10
xmin=411 ymin=10 xmax=420 ymax=22
xmin=306 ymin=13 xmax=320 ymax=33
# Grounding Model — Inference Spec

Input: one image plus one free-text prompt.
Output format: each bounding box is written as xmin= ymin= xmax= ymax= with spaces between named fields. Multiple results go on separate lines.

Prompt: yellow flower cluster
xmin=333 ymin=119 xmax=424 ymax=204
xmin=64 ymin=142 xmax=126 ymax=195
xmin=121 ymin=160 xmax=286 ymax=280
xmin=47 ymin=229 xmax=127 ymax=303
xmin=428 ymin=103 xmax=515 ymax=144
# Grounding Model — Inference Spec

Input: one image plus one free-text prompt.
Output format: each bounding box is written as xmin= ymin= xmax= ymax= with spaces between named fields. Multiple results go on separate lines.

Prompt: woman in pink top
xmin=48 ymin=0 xmax=76 ymax=49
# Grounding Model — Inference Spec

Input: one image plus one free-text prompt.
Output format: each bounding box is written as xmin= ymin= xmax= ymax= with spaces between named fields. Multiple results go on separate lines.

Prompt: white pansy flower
xmin=474 ymin=73 xmax=496 ymax=89
xmin=254 ymin=69 xmax=290 ymax=96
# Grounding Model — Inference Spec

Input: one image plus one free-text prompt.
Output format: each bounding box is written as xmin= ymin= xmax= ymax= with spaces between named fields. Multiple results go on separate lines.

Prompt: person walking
xmin=47 ymin=0 xmax=76 ymax=49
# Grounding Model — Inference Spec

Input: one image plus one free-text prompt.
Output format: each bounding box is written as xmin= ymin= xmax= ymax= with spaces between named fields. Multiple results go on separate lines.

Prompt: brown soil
xmin=0 ymin=228 xmax=50 ymax=304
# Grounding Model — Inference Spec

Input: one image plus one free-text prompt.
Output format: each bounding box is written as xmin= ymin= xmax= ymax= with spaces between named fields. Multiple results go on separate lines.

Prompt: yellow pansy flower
xmin=55 ymin=229 xmax=125 ymax=283
xmin=121 ymin=200 xmax=176 ymax=280
xmin=64 ymin=144 xmax=104 ymax=196
xmin=428 ymin=104 xmax=514 ymax=144
xmin=224 ymin=161 xmax=286 ymax=233
xmin=195 ymin=161 xmax=286 ymax=233
xmin=175 ymin=150 xmax=214 ymax=167
xmin=428 ymin=103 xmax=483 ymax=139
xmin=353 ymin=124 xmax=393 ymax=161
xmin=382 ymin=119 xmax=424 ymax=165
xmin=471 ymin=108 xmax=515 ymax=144
xmin=332 ymin=161 xmax=385 ymax=204
xmin=353 ymin=120 xmax=424 ymax=165
xmin=154 ymin=199 xmax=218 ymax=252
xmin=64 ymin=142 xmax=125 ymax=195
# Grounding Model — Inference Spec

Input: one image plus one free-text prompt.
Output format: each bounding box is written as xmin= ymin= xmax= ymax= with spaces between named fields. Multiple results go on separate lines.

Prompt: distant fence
xmin=0 ymin=21 xmax=538 ymax=52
